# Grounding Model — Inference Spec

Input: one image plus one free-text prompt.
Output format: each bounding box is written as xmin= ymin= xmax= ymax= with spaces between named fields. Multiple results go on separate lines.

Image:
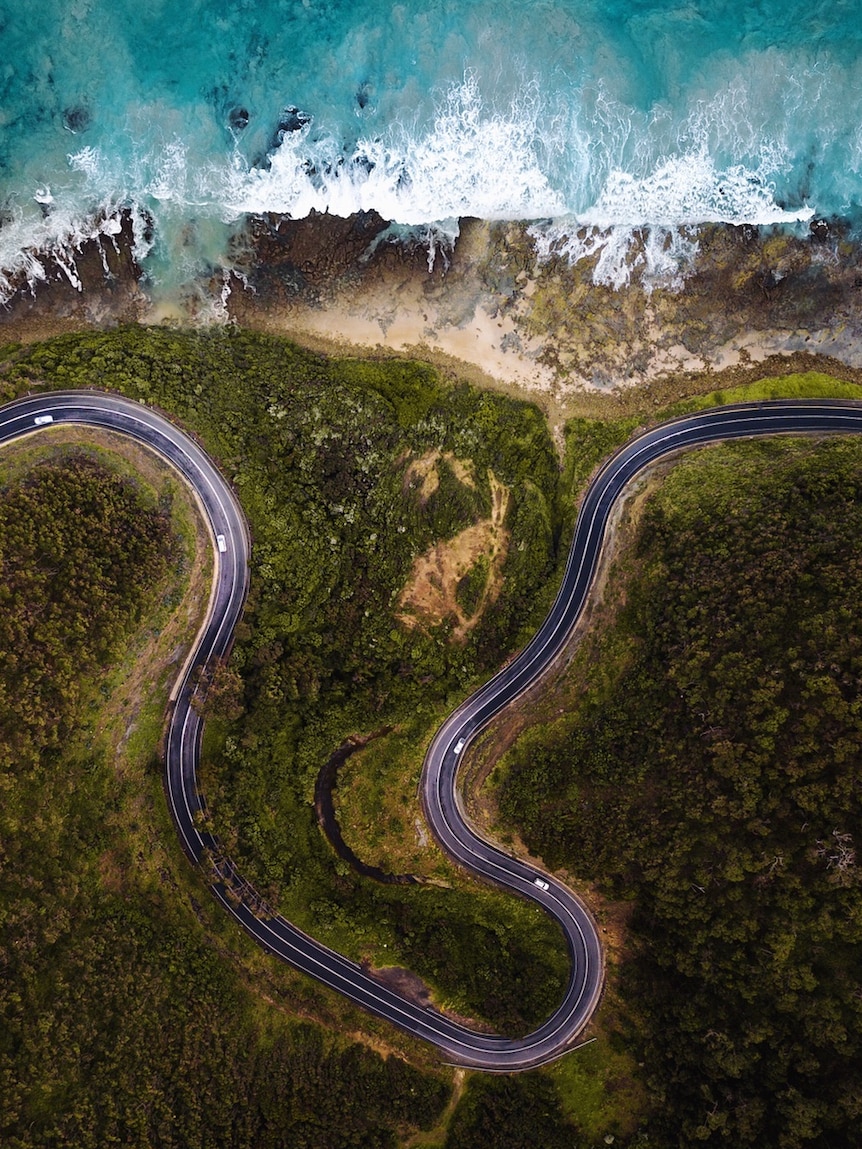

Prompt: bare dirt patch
xmin=364 ymin=965 xmax=434 ymax=1009
xmin=363 ymin=963 xmax=495 ymax=1035
xmin=404 ymin=448 xmax=476 ymax=501
xmin=398 ymin=470 xmax=510 ymax=641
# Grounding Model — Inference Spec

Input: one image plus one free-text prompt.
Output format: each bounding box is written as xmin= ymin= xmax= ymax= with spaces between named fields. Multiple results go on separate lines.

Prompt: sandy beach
xmin=5 ymin=212 xmax=862 ymax=427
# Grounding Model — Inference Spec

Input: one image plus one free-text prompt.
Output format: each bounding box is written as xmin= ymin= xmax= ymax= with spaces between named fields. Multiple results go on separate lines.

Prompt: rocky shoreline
xmin=5 ymin=210 xmax=862 ymax=418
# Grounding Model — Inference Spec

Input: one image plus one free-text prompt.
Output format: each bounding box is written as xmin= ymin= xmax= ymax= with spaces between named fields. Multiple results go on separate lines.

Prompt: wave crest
xmin=0 ymin=55 xmax=852 ymax=305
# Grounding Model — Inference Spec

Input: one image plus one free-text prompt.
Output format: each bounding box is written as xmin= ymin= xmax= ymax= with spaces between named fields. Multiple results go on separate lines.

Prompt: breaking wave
xmin=2 ymin=0 xmax=862 ymax=303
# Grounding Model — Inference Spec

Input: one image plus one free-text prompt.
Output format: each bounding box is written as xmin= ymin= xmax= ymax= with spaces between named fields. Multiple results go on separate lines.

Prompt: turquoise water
xmin=1 ymin=0 xmax=861 ymax=300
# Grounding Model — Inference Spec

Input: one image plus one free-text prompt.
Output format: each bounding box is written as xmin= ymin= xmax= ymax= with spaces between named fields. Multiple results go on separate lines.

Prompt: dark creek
xmin=314 ymin=728 xmax=424 ymax=886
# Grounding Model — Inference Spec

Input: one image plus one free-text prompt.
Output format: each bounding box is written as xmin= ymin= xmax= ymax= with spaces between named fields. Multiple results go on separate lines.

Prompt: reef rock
xmin=240 ymin=209 xmax=393 ymax=302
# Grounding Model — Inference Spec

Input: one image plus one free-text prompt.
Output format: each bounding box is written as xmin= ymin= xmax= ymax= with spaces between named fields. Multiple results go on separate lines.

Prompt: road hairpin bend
xmin=5 ymin=391 xmax=862 ymax=1069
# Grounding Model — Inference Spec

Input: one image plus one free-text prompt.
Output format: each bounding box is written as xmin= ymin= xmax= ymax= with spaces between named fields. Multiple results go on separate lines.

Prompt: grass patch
xmin=334 ymin=720 xmax=451 ymax=881
xmin=659 ymin=369 xmax=862 ymax=418
xmin=548 ymin=1035 xmax=649 ymax=1142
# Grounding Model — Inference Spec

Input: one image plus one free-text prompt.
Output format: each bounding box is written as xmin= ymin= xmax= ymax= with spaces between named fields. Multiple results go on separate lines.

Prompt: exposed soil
xmin=398 ymin=470 xmax=510 ymax=640
xmin=405 ymin=449 xmax=476 ymax=501
xmin=363 ymin=965 xmax=434 ymax=1009
xmin=362 ymin=964 xmax=496 ymax=1035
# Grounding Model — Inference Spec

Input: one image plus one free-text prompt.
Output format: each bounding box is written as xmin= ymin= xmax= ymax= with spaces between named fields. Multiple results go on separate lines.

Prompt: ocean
xmin=1 ymin=0 xmax=860 ymax=304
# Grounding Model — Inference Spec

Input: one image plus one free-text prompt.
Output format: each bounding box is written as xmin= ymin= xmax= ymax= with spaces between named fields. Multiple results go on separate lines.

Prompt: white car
xmin=533 ymin=877 xmax=550 ymax=892
xmin=216 ymin=534 xmax=227 ymax=553
xmin=33 ymin=414 xmax=54 ymax=425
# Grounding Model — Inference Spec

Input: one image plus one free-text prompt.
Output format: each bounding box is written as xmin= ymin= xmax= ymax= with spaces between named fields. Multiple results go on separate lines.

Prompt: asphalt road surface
xmin=4 ymin=390 xmax=862 ymax=1070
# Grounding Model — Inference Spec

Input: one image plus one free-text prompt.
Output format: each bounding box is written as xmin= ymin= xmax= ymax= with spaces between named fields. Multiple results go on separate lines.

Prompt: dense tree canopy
xmin=0 ymin=449 xmax=448 ymax=1149
xmin=0 ymin=454 xmax=172 ymax=765
xmin=501 ymin=437 xmax=862 ymax=1147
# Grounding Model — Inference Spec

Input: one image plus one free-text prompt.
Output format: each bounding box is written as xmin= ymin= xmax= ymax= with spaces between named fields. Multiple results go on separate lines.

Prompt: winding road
xmin=4 ymin=390 xmax=862 ymax=1070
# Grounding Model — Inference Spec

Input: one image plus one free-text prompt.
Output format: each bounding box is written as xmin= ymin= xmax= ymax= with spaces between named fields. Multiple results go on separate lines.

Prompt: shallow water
xmin=1 ymin=0 xmax=860 ymax=301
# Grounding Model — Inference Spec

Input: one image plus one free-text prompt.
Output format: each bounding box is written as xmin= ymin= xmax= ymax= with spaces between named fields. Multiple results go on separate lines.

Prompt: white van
xmin=33 ymin=414 xmax=53 ymax=425
xmin=216 ymin=534 xmax=227 ymax=553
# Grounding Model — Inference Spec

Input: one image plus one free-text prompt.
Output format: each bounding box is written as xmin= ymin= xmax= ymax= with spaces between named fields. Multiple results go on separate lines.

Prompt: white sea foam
xmin=215 ymin=72 xmax=815 ymax=294
xmin=0 ymin=54 xmax=853 ymax=308
xmin=529 ymin=220 xmax=700 ymax=293
xmin=222 ymin=75 xmax=567 ymax=224
xmin=532 ymin=143 xmax=813 ymax=292
xmin=0 ymin=197 xmax=129 ymax=305
xmin=527 ymin=66 xmax=817 ymax=293
xmin=582 ymin=152 xmax=813 ymax=229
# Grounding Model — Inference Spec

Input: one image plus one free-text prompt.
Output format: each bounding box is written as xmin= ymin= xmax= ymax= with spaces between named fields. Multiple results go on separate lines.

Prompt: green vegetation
xmin=548 ymin=1033 xmax=649 ymax=1143
xmin=6 ymin=331 xmax=862 ymax=1146
xmin=442 ymin=1073 xmax=576 ymax=1149
xmin=562 ymin=414 xmax=642 ymax=493
xmin=0 ymin=452 xmax=172 ymax=762
xmin=455 ymin=553 xmax=490 ymax=618
xmin=499 ymin=437 xmax=862 ymax=1147
xmin=0 ymin=326 xmax=572 ymax=1034
xmin=560 ymin=373 xmax=862 ymax=503
xmin=662 ymin=369 xmax=862 ymax=418
xmin=0 ymin=445 xmax=449 ymax=1148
